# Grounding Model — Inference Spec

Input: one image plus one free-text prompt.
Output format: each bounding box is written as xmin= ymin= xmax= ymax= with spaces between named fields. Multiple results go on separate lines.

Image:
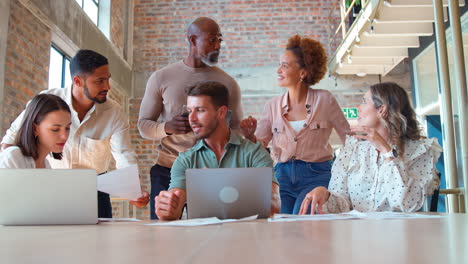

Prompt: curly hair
xmin=286 ymin=35 xmax=328 ymax=86
xmin=370 ymin=82 xmax=422 ymax=156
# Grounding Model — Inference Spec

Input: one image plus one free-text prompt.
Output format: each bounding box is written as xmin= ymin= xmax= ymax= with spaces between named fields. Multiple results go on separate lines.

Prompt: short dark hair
xmin=70 ymin=49 xmax=108 ymax=77
xmin=15 ymin=94 xmax=71 ymax=160
xmin=185 ymin=81 xmax=229 ymax=108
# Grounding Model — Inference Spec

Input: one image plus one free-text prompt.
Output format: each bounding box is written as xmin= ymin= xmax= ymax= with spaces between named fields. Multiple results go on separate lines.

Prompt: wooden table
xmin=1 ymin=214 xmax=467 ymax=264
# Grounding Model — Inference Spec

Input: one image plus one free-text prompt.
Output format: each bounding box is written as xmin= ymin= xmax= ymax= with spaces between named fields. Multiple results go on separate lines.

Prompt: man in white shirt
xmin=1 ymin=50 xmax=149 ymax=217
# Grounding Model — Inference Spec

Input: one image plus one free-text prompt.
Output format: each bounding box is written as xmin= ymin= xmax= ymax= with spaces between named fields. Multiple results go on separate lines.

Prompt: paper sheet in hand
xmin=97 ymin=165 xmax=142 ymax=200
xmin=146 ymin=215 xmax=258 ymax=227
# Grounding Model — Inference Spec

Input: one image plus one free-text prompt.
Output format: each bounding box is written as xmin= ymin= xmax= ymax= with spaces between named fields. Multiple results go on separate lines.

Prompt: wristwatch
xmin=382 ymin=148 xmax=398 ymax=159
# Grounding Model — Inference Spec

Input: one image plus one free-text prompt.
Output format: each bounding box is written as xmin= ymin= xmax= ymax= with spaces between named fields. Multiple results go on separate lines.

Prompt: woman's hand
xmin=240 ymin=116 xmax=257 ymax=142
xmin=351 ymin=126 xmax=392 ymax=153
xmin=299 ymin=186 xmax=330 ymax=215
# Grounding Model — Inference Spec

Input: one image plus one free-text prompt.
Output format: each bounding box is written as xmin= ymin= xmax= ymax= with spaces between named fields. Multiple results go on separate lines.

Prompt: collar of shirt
xmin=191 ymin=130 xmax=242 ymax=152
xmin=280 ymin=88 xmax=315 ymax=116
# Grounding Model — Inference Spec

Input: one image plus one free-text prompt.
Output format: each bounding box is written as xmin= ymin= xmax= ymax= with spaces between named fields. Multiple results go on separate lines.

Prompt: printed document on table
xmin=146 ymin=215 xmax=258 ymax=227
xmin=354 ymin=211 xmax=444 ymax=220
xmin=97 ymin=165 xmax=142 ymax=200
xmin=269 ymin=212 xmax=362 ymax=222
xmin=269 ymin=210 xmax=443 ymax=222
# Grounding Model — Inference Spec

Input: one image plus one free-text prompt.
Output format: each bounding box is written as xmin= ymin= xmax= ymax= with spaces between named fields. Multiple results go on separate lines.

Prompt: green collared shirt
xmin=169 ymin=131 xmax=277 ymax=190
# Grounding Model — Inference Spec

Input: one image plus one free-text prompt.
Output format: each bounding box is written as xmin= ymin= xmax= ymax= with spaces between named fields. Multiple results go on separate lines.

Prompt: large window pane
xmin=49 ymin=47 xmax=63 ymax=89
xmin=64 ymin=59 xmax=72 ymax=89
xmin=48 ymin=46 xmax=71 ymax=89
xmin=83 ymin=0 xmax=98 ymax=25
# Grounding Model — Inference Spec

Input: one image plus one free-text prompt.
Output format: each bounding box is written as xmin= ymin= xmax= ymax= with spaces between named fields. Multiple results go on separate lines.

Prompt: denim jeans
xmin=150 ymin=164 xmax=171 ymax=220
xmin=275 ymin=159 xmax=332 ymax=214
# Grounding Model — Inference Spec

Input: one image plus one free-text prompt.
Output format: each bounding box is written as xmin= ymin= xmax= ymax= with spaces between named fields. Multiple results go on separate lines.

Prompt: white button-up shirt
xmin=0 ymin=146 xmax=51 ymax=168
xmin=1 ymin=87 xmax=137 ymax=173
xmin=325 ymin=136 xmax=442 ymax=213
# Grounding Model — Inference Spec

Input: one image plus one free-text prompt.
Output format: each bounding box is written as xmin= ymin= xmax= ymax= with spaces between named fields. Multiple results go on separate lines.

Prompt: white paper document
xmin=355 ymin=211 xmax=444 ymax=220
xmin=269 ymin=212 xmax=361 ymax=222
xmin=269 ymin=210 xmax=443 ymax=222
xmin=97 ymin=165 xmax=142 ymax=200
xmin=146 ymin=215 xmax=258 ymax=227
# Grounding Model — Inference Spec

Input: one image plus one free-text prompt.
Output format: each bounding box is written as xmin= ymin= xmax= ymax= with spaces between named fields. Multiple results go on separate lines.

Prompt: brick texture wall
xmin=1 ymin=0 xmax=51 ymax=138
xmin=133 ymin=0 xmax=341 ymax=72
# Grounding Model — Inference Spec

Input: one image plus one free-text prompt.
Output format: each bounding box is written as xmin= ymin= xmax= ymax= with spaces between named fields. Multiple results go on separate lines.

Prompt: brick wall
xmin=1 ymin=0 xmax=50 ymax=138
xmin=133 ymin=0 xmax=341 ymax=72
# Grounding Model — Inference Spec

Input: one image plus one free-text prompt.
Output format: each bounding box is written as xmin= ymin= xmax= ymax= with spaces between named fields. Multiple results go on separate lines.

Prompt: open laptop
xmin=0 ymin=169 xmax=98 ymax=225
xmin=186 ymin=167 xmax=272 ymax=219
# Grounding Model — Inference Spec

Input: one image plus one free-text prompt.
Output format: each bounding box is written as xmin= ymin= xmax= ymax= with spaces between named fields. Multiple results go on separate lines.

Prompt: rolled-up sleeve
xmin=137 ymin=71 xmax=167 ymax=140
xmin=255 ymin=101 xmax=274 ymax=148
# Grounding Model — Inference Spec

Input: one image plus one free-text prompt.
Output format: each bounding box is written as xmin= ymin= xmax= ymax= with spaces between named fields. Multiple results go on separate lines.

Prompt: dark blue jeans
xmin=275 ymin=159 xmax=332 ymax=214
xmin=150 ymin=164 xmax=171 ymax=220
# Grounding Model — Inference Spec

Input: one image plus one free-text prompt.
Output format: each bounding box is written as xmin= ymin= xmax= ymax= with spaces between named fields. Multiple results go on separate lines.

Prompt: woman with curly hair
xmin=299 ymin=82 xmax=442 ymax=214
xmin=241 ymin=35 xmax=350 ymax=214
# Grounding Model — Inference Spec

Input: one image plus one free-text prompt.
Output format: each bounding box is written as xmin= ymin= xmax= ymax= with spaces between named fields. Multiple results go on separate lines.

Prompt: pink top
xmin=255 ymin=88 xmax=350 ymax=163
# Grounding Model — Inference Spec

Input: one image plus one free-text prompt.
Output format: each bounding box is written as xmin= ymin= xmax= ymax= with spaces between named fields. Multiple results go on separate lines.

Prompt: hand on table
xmin=299 ymin=187 xmax=330 ymax=215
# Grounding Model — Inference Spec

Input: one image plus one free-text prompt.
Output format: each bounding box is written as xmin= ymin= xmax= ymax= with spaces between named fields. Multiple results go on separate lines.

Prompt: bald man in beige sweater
xmin=138 ymin=17 xmax=243 ymax=219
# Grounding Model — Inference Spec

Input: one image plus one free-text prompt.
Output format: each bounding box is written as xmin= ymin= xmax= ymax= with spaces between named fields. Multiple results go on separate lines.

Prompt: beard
xmin=83 ymin=83 xmax=107 ymax=104
xmin=193 ymin=118 xmax=219 ymax=140
xmin=200 ymin=51 xmax=220 ymax=67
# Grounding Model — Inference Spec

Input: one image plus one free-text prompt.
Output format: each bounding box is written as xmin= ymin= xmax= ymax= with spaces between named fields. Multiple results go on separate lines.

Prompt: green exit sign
xmin=342 ymin=108 xmax=358 ymax=119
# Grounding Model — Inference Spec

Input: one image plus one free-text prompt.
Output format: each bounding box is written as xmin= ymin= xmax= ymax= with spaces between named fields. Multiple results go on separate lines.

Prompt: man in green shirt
xmin=155 ymin=81 xmax=280 ymax=220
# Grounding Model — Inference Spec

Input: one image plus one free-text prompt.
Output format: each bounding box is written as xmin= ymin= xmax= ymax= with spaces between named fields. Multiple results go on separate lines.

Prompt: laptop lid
xmin=186 ymin=167 xmax=272 ymax=219
xmin=0 ymin=169 xmax=98 ymax=225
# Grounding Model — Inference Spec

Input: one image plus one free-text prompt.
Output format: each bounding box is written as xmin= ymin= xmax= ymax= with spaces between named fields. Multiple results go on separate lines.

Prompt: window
xmin=48 ymin=46 xmax=72 ymax=89
xmin=75 ymin=0 xmax=110 ymax=39
xmin=75 ymin=0 xmax=99 ymax=25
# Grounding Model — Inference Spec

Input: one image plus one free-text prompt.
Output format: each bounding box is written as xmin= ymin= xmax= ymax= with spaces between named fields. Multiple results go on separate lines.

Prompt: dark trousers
xmin=150 ymin=164 xmax=171 ymax=219
xmin=97 ymin=191 xmax=112 ymax=218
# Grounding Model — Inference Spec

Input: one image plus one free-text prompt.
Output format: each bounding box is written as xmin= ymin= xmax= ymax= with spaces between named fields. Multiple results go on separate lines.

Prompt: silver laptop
xmin=186 ymin=167 xmax=272 ymax=219
xmin=0 ymin=169 xmax=98 ymax=225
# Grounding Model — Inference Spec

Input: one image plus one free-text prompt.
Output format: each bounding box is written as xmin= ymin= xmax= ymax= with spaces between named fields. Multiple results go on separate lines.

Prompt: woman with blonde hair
xmin=241 ymin=35 xmax=350 ymax=214
xmin=299 ymin=82 xmax=442 ymax=214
